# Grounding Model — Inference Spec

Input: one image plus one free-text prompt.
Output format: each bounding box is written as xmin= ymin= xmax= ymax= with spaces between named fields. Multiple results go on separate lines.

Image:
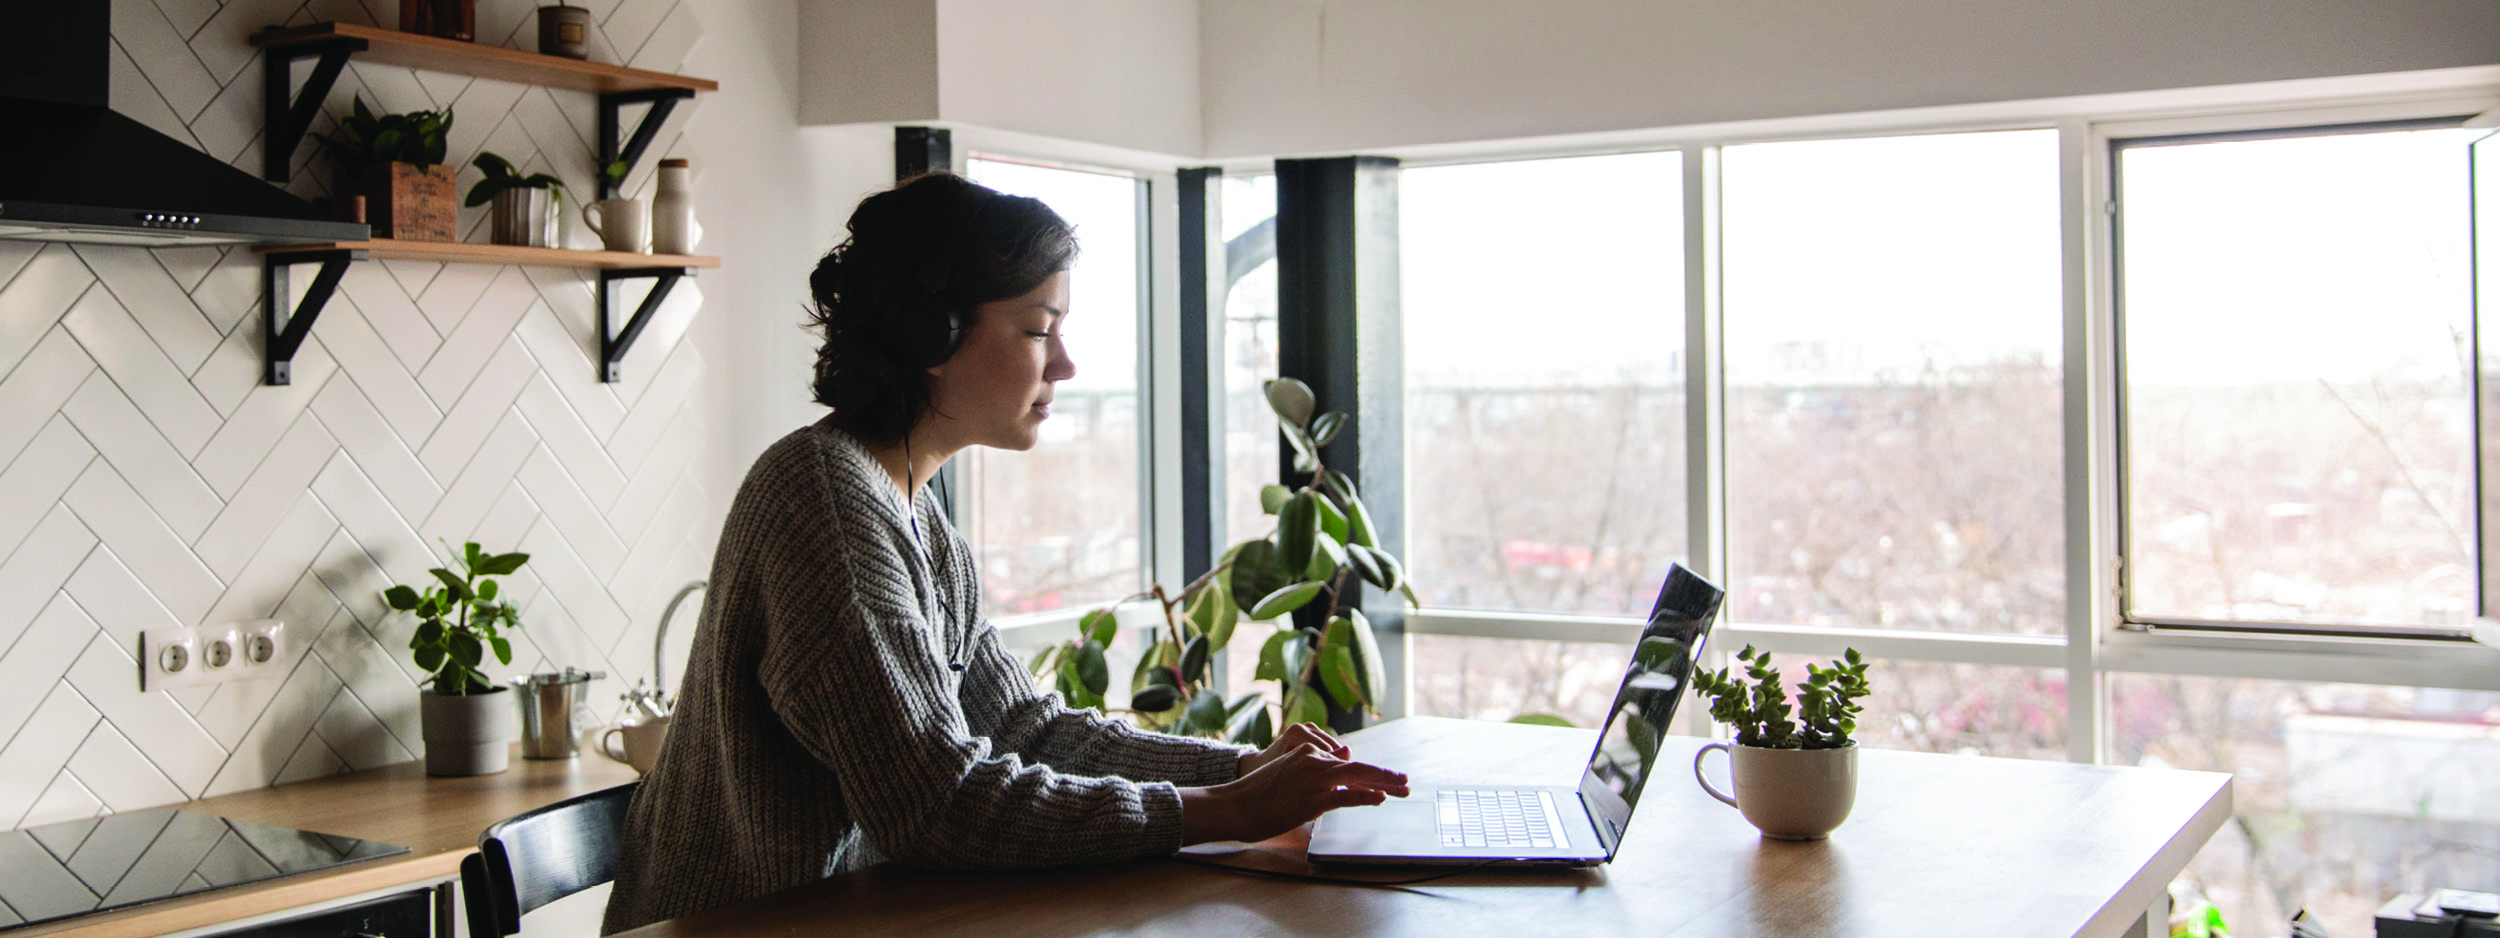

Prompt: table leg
xmin=2134 ymin=889 xmax=2171 ymax=938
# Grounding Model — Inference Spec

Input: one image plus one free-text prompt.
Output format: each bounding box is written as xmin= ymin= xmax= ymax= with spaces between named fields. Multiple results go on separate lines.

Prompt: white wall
xmin=1199 ymin=0 xmax=2500 ymax=157
xmin=797 ymin=0 xmax=939 ymax=126
xmin=936 ymin=0 xmax=1200 ymax=157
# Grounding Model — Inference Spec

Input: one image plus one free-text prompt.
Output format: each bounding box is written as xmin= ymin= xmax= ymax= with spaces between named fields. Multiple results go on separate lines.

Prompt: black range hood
xmin=0 ymin=1 xmax=366 ymax=247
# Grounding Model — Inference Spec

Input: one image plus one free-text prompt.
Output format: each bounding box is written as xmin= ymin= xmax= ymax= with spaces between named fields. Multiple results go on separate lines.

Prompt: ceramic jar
xmin=650 ymin=158 xmax=698 ymax=255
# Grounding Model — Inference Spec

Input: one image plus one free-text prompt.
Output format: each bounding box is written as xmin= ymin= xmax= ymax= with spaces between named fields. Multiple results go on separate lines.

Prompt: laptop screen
xmin=1581 ymin=563 xmax=1723 ymax=853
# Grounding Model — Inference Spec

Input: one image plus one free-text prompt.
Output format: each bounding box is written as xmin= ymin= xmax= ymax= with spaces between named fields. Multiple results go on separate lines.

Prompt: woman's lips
xmin=1031 ymin=401 xmax=1051 ymax=418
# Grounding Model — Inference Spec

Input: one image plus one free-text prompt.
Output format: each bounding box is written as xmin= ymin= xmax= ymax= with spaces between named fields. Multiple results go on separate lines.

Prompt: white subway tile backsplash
xmin=0 ymin=508 xmax=101 ymax=656
xmin=0 ymin=0 xmax=710 ymax=807
xmin=312 ymin=376 xmax=443 ymax=522
xmin=192 ymin=342 xmax=339 ymax=499
xmin=0 ymin=246 xmax=98 ymax=380
xmin=61 ymin=284 xmax=222 ymax=459
xmin=0 ymin=597 xmax=102 ymax=756
xmin=64 ymin=715 xmax=186 ymax=812
xmin=64 ymin=463 xmax=224 ymax=624
xmin=518 ymin=374 xmax=626 ymax=507
xmin=65 ymin=632 xmax=226 ymax=797
xmin=0 ymin=685 xmax=102 ymax=827
xmin=62 ymin=374 xmax=224 ymax=543
xmin=0 ymin=331 xmax=99 ymax=470
xmin=0 ymin=420 xmax=100 ymax=568
xmin=72 ymin=245 xmax=223 ymax=377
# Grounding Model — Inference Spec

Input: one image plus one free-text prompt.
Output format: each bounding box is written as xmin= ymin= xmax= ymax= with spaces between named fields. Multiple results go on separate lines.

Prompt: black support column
xmin=1274 ymin=156 xmax=1403 ymax=730
xmin=895 ymin=126 xmax=959 ymax=517
xmin=1178 ymin=167 xmax=1225 ymax=582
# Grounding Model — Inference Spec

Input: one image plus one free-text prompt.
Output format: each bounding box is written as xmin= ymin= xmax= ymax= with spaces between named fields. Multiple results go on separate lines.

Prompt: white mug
xmin=599 ymin=717 xmax=669 ymax=773
xmin=581 ymin=197 xmax=648 ymax=253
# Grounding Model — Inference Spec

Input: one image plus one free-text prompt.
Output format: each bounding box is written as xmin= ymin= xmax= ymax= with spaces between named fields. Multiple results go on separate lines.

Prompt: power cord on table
xmin=1167 ymin=855 xmax=1506 ymax=887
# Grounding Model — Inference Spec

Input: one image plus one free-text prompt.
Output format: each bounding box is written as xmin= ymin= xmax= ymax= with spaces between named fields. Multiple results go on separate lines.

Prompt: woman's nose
xmin=1045 ymin=340 xmax=1076 ymax=382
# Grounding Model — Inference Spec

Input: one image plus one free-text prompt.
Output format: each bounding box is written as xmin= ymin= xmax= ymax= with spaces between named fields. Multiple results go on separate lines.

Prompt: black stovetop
xmin=0 ymin=808 xmax=409 ymax=931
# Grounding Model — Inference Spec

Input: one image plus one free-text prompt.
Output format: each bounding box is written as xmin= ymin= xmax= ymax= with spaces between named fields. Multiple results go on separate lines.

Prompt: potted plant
xmin=1031 ymin=377 xmax=1417 ymax=746
xmin=1688 ymin=646 xmax=1873 ymax=840
xmin=383 ymin=542 xmax=529 ymax=776
xmin=466 ymin=151 xmax=568 ymax=248
xmin=318 ymin=97 xmax=456 ymax=241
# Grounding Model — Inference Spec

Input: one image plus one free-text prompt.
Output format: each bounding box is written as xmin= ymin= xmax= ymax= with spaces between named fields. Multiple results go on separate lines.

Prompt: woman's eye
xmin=1024 ymin=330 xmax=1050 ymax=340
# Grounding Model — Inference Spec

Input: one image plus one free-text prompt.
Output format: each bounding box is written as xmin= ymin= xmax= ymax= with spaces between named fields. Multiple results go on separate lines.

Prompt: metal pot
xmin=513 ymin=668 xmax=605 ymax=759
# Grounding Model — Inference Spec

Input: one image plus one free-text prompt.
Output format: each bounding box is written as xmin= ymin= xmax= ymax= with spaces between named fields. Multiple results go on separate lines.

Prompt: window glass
xmin=2109 ymin=673 xmax=2500 ymax=938
xmin=1221 ymin=174 xmax=1280 ymax=548
xmin=1722 ymin=130 xmax=2065 ymax=634
xmin=1401 ymin=152 xmax=1687 ymax=616
xmin=964 ymin=158 xmax=1144 ymax=616
xmin=2118 ymin=126 xmax=2476 ymax=630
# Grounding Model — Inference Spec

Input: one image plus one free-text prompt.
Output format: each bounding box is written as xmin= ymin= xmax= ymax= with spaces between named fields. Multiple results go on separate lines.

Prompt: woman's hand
xmin=1238 ymin=722 xmax=1349 ymax=776
xmin=1181 ymin=743 xmax=1409 ymax=845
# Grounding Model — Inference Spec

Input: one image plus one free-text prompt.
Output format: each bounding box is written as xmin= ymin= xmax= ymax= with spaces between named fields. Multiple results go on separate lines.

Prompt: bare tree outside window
xmin=962 ymin=158 xmax=1144 ymax=617
xmin=2119 ymin=127 xmax=2477 ymax=630
xmin=1723 ymin=130 xmax=2067 ymax=637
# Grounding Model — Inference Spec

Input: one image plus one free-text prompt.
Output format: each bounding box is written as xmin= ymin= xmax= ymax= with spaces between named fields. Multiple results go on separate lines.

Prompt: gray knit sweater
xmin=600 ymin=421 xmax=1245 ymax=934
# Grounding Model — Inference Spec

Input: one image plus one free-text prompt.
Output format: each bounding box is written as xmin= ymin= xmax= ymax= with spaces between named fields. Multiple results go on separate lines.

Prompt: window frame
xmin=952 ymin=142 xmax=1180 ymax=648
xmin=1377 ymin=73 xmax=2500 ymax=757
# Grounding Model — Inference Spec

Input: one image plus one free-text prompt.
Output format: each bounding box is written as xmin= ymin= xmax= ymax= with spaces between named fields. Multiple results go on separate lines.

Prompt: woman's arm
xmin=957 ymin=624 xmax=1250 ymax=787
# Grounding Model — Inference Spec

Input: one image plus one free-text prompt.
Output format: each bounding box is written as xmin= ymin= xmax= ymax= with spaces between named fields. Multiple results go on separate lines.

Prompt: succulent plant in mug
xmin=383 ymin=542 xmax=530 ymax=696
xmin=1690 ymin=645 xmax=1872 ymax=750
xmin=1029 ymin=378 xmax=1416 ymax=747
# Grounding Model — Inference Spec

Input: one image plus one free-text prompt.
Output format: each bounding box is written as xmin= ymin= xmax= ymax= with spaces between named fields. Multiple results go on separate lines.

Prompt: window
xmin=1400 ymin=152 xmax=1688 ymax=618
xmin=2116 ymin=124 xmax=2479 ymax=634
xmin=1220 ymin=174 xmax=1283 ymax=697
xmin=2109 ymin=674 xmax=2500 ymax=938
xmin=1722 ymin=129 xmax=2066 ymax=636
xmin=963 ymin=158 xmax=1147 ymax=617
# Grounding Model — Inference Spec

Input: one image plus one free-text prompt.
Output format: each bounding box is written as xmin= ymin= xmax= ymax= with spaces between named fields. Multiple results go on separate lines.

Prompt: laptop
xmin=1307 ymin=562 xmax=1723 ymax=867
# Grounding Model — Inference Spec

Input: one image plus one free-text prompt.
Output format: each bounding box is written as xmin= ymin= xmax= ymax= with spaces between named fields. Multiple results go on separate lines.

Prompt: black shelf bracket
xmin=597 ymin=89 xmax=695 ymax=199
xmin=598 ymin=267 xmax=687 ymax=382
xmin=263 ymin=249 xmax=365 ymax=385
xmin=261 ymin=36 xmax=369 ymax=183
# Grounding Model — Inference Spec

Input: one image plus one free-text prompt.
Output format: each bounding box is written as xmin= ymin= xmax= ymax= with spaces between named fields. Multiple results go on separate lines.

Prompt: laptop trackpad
xmin=1321 ymin=801 xmax=1435 ymax=834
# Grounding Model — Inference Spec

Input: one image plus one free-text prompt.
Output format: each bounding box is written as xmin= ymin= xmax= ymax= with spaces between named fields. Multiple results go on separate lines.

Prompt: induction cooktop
xmin=0 ymin=808 xmax=409 ymax=931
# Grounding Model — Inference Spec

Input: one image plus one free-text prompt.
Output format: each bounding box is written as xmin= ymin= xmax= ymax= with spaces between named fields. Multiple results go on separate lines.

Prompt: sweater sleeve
xmin=752 ymin=454 xmax=1188 ymax=870
xmin=959 ymin=621 xmax=1249 ymax=787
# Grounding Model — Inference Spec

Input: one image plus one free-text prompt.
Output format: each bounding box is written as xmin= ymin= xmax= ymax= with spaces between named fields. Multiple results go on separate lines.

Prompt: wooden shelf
xmin=255 ymin=239 xmax=720 ymax=270
xmin=251 ymin=22 xmax=717 ymax=96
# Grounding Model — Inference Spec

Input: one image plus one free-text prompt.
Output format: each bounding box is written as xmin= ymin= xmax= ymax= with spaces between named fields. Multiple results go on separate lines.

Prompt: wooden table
xmin=618 ymin=716 xmax=2231 ymax=938
xmin=20 ymin=746 xmax=639 ymax=938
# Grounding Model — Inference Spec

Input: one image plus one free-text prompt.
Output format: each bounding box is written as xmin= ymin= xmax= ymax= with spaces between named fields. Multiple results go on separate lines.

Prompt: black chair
xmin=460 ymin=782 xmax=639 ymax=937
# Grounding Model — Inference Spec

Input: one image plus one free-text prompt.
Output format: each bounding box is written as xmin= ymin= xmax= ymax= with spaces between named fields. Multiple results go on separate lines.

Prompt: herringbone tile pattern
xmin=0 ymin=0 xmax=710 ymax=831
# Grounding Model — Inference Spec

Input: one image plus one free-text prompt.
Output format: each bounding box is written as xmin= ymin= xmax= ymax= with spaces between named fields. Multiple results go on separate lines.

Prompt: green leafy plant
xmin=1690 ymin=646 xmax=1871 ymax=749
xmin=599 ymin=158 xmax=629 ymax=188
xmin=464 ymin=151 xmax=571 ymax=207
xmin=317 ymin=97 xmax=454 ymax=178
xmin=383 ymin=542 xmax=529 ymax=696
xmin=1030 ymin=378 xmax=1417 ymax=747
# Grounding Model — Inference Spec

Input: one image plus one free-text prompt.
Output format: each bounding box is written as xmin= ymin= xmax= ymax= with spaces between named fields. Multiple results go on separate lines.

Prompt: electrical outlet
xmin=141 ymin=627 xmax=207 ymax=691
xmin=235 ymin=619 xmax=284 ymax=677
xmin=140 ymin=621 xmax=288 ymax=692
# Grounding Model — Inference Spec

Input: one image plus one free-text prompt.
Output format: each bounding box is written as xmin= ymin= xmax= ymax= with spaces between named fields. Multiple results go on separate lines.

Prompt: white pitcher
xmin=651 ymin=158 xmax=700 ymax=255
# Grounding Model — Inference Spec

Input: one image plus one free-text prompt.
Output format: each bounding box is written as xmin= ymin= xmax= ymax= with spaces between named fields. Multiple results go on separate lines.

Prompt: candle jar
xmin=537 ymin=5 xmax=591 ymax=59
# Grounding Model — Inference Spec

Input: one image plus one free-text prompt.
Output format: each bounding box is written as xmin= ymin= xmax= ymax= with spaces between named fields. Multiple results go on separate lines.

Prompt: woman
xmin=601 ymin=173 xmax=1408 ymax=933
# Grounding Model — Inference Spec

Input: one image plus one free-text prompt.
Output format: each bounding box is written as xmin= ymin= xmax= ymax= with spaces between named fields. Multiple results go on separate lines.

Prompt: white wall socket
xmin=141 ymin=620 xmax=284 ymax=692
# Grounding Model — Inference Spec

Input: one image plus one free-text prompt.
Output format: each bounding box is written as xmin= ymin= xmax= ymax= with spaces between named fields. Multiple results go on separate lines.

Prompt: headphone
xmin=888 ymin=182 xmax=997 ymax=368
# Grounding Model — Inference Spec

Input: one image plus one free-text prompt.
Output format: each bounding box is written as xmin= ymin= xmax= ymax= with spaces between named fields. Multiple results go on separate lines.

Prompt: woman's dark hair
xmin=806 ymin=172 xmax=1076 ymax=445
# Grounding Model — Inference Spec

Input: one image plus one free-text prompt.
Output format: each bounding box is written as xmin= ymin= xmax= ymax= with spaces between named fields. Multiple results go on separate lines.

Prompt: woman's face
xmin=924 ymin=270 xmax=1075 ymax=453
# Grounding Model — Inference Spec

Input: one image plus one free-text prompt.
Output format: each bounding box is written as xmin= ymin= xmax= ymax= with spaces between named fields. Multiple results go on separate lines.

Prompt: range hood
xmin=0 ymin=2 xmax=367 ymax=247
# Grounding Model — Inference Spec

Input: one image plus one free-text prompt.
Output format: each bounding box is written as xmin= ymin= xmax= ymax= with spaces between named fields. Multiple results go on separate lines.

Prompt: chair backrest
xmin=462 ymin=782 xmax=638 ymax=937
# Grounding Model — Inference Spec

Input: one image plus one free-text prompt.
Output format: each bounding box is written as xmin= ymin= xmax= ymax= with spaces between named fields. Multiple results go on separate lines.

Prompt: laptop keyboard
xmin=1437 ymin=790 xmax=1558 ymax=848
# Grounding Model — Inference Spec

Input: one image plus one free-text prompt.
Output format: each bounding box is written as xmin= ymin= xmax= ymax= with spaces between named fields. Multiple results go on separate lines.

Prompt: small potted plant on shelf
xmin=383 ymin=542 xmax=529 ymax=776
xmin=466 ymin=151 xmax=569 ymax=248
xmin=1030 ymin=377 xmax=1416 ymax=745
xmin=1688 ymin=646 xmax=1873 ymax=840
xmin=318 ymin=97 xmax=456 ymax=241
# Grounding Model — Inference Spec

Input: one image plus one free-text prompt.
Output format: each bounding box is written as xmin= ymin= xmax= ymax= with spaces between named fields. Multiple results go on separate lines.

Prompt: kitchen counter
xmin=12 ymin=747 xmax=639 ymax=938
